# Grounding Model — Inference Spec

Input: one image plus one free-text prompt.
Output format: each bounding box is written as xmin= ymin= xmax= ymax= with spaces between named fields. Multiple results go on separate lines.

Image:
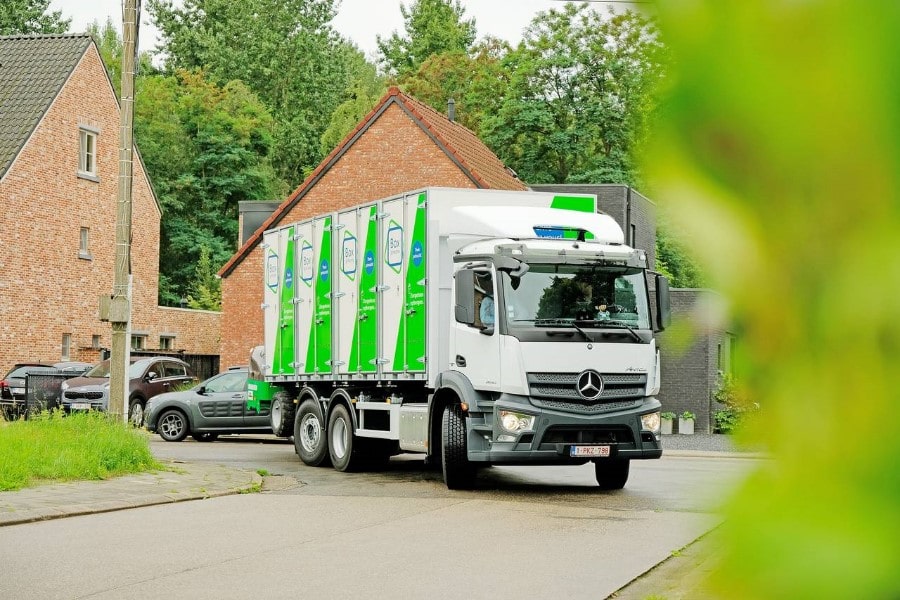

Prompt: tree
xmin=482 ymin=4 xmax=667 ymax=186
xmin=399 ymin=37 xmax=511 ymax=133
xmin=320 ymin=53 xmax=387 ymax=153
xmin=187 ymin=245 xmax=221 ymax=310
xmin=377 ymin=0 xmax=476 ymax=77
xmin=135 ymin=70 xmax=280 ymax=305
xmin=148 ymin=0 xmax=357 ymax=188
xmin=0 ymin=0 xmax=69 ymax=35
xmin=656 ymin=224 xmax=705 ymax=288
xmin=87 ymin=18 xmax=157 ymax=98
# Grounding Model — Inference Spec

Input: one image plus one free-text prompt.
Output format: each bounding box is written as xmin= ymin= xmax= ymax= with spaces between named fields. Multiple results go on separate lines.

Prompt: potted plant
xmin=678 ymin=411 xmax=696 ymax=435
xmin=660 ymin=412 xmax=675 ymax=435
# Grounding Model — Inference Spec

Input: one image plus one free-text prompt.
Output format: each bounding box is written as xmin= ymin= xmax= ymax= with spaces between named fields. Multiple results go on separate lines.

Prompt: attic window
xmin=78 ymin=127 xmax=99 ymax=181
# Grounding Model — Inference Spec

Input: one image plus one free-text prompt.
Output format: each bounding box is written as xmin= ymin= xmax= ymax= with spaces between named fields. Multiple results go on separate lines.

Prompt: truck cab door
xmin=451 ymin=268 xmax=501 ymax=391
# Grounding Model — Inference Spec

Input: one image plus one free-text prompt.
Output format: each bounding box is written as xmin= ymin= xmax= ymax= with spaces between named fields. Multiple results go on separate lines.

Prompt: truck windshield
xmin=501 ymin=264 xmax=651 ymax=330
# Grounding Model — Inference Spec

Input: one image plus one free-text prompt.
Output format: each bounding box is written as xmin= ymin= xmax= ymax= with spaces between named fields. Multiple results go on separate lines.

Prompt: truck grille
xmin=527 ymin=372 xmax=647 ymax=411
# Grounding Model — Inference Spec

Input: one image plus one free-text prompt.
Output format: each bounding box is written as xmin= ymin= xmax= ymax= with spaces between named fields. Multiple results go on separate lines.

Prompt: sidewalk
xmin=0 ymin=460 xmax=261 ymax=526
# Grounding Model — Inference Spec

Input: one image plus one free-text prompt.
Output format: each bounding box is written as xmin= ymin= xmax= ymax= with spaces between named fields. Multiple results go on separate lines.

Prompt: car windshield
xmin=501 ymin=263 xmax=651 ymax=330
xmin=7 ymin=366 xmax=54 ymax=378
xmin=84 ymin=361 xmax=111 ymax=378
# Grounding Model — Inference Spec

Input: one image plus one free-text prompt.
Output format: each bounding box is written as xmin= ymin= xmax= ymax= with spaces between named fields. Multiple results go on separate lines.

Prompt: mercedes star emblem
xmin=576 ymin=370 xmax=604 ymax=401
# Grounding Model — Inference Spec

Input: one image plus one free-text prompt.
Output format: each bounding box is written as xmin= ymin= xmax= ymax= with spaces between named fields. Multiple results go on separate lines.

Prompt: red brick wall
xmin=219 ymin=103 xmax=479 ymax=367
xmin=0 ymin=44 xmax=219 ymax=375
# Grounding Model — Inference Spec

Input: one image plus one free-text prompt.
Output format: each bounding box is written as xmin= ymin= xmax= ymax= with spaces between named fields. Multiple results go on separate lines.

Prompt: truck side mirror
xmin=454 ymin=269 xmax=476 ymax=325
xmin=655 ymin=274 xmax=671 ymax=331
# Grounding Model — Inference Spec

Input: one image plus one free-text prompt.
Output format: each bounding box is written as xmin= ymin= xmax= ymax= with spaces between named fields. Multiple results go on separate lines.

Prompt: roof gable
xmin=0 ymin=34 xmax=92 ymax=180
xmin=219 ymin=86 xmax=525 ymax=277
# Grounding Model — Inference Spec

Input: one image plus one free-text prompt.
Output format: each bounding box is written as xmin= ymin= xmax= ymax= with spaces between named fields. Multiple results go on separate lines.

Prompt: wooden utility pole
xmin=109 ymin=0 xmax=140 ymax=423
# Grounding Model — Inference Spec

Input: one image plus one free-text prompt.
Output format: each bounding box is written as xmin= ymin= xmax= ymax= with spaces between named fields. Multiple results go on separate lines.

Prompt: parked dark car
xmin=1 ymin=362 xmax=93 ymax=415
xmin=144 ymin=368 xmax=273 ymax=442
xmin=61 ymin=356 xmax=196 ymax=427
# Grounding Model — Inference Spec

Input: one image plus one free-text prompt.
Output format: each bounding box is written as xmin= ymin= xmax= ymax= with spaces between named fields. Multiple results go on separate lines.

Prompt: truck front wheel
xmin=294 ymin=399 xmax=329 ymax=467
xmin=594 ymin=459 xmax=630 ymax=490
xmin=441 ymin=404 xmax=476 ymax=489
xmin=328 ymin=403 xmax=359 ymax=472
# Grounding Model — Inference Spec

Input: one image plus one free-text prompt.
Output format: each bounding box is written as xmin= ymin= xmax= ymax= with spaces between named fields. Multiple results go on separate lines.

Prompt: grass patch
xmin=0 ymin=410 xmax=162 ymax=491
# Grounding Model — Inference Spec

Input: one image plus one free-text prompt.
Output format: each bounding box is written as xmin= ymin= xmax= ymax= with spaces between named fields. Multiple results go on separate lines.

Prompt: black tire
xmin=128 ymin=397 xmax=145 ymax=428
xmin=158 ymin=409 xmax=189 ymax=442
xmin=191 ymin=432 xmax=219 ymax=442
xmin=294 ymin=398 xmax=330 ymax=467
xmin=441 ymin=404 xmax=476 ymax=489
xmin=270 ymin=392 xmax=295 ymax=437
xmin=328 ymin=403 xmax=359 ymax=472
xmin=594 ymin=459 xmax=630 ymax=490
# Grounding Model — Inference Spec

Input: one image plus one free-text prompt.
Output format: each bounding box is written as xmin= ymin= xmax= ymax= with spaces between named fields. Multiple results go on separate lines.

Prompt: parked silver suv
xmin=61 ymin=356 xmax=196 ymax=426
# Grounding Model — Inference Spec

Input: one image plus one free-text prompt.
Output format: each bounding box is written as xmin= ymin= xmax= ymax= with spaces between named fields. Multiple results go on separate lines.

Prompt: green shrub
xmin=711 ymin=374 xmax=757 ymax=434
xmin=0 ymin=410 xmax=161 ymax=491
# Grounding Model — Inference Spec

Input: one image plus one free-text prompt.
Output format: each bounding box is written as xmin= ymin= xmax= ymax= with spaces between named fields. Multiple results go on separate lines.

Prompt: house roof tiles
xmin=0 ymin=34 xmax=92 ymax=180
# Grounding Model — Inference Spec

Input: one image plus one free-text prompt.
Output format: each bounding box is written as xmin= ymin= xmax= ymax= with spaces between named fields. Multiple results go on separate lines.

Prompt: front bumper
xmin=465 ymin=394 xmax=662 ymax=464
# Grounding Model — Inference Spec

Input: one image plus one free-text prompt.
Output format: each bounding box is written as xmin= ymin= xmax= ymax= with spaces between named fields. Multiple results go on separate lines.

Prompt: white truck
xmin=256 ymin=187 xmax=670 ymax=489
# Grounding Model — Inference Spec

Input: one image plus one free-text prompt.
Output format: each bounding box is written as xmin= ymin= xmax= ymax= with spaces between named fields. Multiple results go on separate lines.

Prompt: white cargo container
xmin=258 ymin=187 xmax=670 ymax=489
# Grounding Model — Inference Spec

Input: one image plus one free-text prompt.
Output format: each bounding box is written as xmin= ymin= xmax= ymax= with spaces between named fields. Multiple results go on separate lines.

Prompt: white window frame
xmin=79 ymin=226 xmax=92 ymax=260
xmin=78 ymin=127 xmax=99 ymax=181
xmin=159 ymin=335 xmax=175 ymax=350
xmin=62 ymin=333 xmax=71 ymax=361
xmin=131 ymin=335 xmax=146 ymax=350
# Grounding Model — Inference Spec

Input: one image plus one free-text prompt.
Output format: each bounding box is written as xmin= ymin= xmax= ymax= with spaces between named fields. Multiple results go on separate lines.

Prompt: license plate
xmin=71 ymin=403 xmax=91 ymax=410
xmin=12 ymin=388 xmax=24 ymax=395
xmin=570 ymin=445 xmax=611 ymax=458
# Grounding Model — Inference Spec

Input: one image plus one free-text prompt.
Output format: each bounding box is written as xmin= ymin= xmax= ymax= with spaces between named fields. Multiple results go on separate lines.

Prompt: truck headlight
xmin=641 ymin=411 xmax=661 ymax=433
xmin=499 ymin=410 xmax=536 ymax=434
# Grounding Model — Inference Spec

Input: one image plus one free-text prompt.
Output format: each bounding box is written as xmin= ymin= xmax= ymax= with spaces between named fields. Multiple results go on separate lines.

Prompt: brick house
xmin=218 ymin=87 xmax=527 ymax=368
xmin=0 ymin=34 xmax=220 ymax=378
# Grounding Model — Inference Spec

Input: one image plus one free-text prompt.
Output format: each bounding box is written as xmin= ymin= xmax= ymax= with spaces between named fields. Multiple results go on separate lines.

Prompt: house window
xmin=131 ymin=335 xmax=146 ymax=350
xmin=62 ymin=333 xmax=71 ymax=361
xmin=160 ymin=336 xmax=174 ymax=350
xmin=79 ymin=227 xmax=92 ymax=260
xmin=78 ymin=128 xmax=99 ymax=181
xmin=91 ymin=335 xmax=101 ymax=350
xmin=630 ymin=224 xmax=637 ymax=246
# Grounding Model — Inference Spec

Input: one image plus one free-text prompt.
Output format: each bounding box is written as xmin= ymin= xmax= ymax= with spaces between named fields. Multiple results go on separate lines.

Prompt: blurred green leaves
xmin=649 ymin=1 xmax=900 ymax=597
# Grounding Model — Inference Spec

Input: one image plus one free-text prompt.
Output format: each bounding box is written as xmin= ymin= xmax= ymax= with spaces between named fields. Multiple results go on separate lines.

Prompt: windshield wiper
xmin=588 ymin=319 xmax=642 ymax=342
xmin=534 ymin=318 xmax=591 ymax=342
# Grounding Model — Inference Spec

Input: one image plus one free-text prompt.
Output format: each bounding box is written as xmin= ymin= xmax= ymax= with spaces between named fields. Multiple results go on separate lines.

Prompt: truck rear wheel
xmin=594 ymin=459 xmax=630 ymax=490
xmin=441 ymin=404 xmax=475 ymax=489
xmin=328 ymin=403 xmax=359 ymax=472
xmin=294 ymin=399 xmax=329 ymax=467
xmin=270 ymin=392 xmax=295 ymax=437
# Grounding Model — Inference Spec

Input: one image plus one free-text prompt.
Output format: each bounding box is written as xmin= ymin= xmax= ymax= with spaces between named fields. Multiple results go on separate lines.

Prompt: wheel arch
xmin=327 ymin=387 xmax=357 ymax=431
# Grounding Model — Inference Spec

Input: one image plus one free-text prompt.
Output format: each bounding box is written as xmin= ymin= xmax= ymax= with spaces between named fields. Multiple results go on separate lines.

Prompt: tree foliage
xmin=483 ymin=4 xmax=667 ymax=186
xmin=320 ymin=51 xmax=387 ymax=154
xmin=148 ymin=0 xmax=356 ymax=187
xmin=650 ymin=1 xmax=900 ymax=597
xmin=187 ymin=245 xmax=222 ymax=310
xmin=135 ymin=69 xmax=280 ymax=305
xmin=0 ymin=0 xmax=69 ymax=35
xmin=399 ymin=38 xmax=511 ymax=133
xmin=377 ymin=0 xmax=476 ymax=77
xmin=87 ymin=18 xmax=157 ymax=98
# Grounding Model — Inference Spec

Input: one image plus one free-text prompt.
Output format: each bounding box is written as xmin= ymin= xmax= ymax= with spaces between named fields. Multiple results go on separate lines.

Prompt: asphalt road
xmin=0 ymin=435 xmax=757 ymax=599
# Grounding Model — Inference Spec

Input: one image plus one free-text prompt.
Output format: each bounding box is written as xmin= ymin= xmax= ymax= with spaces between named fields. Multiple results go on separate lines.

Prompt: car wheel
xmin=270 ymin=392 xmax=295 ymax=437
xmin=191 ymin=432 xmax=218 ymax=442
xmin=441 ymin=404 xmax=476 ymax=490
xmin=328 ymin=403 xmax=360 ymax=472
xmin=594 ymin=459 xmax=630 ymax=490
xmin=128 ymin=398 xmax=145 ymax=428
xmin=158 ymin=409 xmax=189 ymax=442
xmin=294 ymin=398 xmax=330 ymax=467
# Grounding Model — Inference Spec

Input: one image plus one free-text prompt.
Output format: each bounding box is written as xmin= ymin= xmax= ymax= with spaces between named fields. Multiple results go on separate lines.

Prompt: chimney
xmin=447 ymin=97 xmax=456 ymax=122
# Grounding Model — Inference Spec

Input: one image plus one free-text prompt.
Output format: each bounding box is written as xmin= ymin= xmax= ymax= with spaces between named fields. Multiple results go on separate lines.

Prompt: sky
xmin=48 ymin=0 xmax=617 ymax=61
